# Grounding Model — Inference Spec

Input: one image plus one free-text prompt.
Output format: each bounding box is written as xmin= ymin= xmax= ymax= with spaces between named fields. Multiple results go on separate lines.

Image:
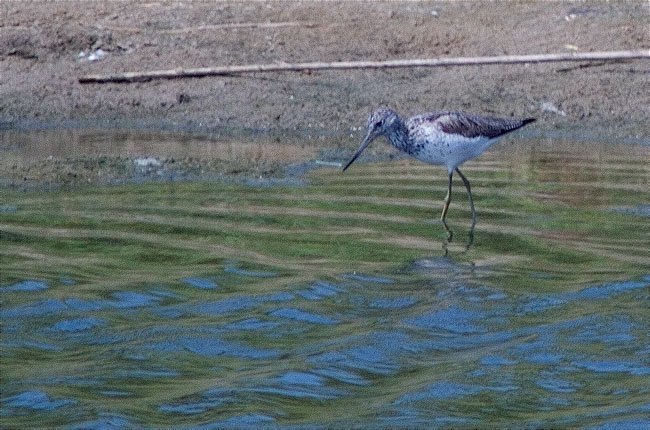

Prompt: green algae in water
xmin=1 ymin=136 xmax=649 ymax=427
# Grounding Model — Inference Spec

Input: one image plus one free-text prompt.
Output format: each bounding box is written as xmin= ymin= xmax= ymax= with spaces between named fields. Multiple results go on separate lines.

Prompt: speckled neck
xmin=384 ymin=116 xmax=410 ymax=153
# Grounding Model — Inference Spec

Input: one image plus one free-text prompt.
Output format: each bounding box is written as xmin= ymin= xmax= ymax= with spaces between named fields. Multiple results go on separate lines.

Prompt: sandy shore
xmin=1 ymin=1 xmax=648 ymax=138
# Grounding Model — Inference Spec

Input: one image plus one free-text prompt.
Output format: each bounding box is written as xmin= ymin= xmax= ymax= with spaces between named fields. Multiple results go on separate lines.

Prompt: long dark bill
xmin=342 ymin=133 xmax=373 ymax=172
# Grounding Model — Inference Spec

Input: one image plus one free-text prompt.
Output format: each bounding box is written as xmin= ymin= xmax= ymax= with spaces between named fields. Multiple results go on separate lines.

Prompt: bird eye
xmin=376 ymin=120 xmax=384 ymax=127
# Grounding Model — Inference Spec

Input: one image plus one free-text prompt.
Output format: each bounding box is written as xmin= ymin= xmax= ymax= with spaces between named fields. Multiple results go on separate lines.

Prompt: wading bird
xmin=343 ymin=107 xmax=535 ymax=226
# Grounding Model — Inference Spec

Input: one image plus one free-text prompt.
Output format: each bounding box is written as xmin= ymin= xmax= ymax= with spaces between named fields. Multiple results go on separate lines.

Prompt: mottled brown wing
xmin=436 ymin=112 xmax=535 ymax=139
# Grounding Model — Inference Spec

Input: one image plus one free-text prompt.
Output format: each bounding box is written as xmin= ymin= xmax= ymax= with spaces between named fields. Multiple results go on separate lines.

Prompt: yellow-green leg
xmin=455 ymin=167 xmax=476 ymax=226
xmin=440 ymin=171 xmax=453 ymax=223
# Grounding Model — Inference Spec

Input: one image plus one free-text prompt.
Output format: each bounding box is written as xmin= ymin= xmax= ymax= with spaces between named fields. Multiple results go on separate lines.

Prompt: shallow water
xmin=1 ymin=130 xmax=649 ymax=428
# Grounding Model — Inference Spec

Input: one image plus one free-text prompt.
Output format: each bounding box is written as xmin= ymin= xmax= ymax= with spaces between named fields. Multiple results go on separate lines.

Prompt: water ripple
xmin=3 ymin=390 xmax=75 ymax=411
xmin=50 ymin=317 xmax=106 ymax=332
xmin=269 ymin=307 xmax=338 ymax=325
xmin=405 ymin=306 xmax=487 ymax=334
xmin=1 ymin=279 xmax=49 ymax=292
xmin=182 ymin=337 xmax=279 ymax=360
xmin=182 ymin=277 xmax=218 ymax=290
xmin=1 ymin=270 xmax=648 ymax=427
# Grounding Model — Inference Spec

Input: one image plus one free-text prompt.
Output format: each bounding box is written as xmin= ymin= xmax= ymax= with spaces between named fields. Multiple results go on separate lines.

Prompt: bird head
xmin=342 ymin=107 xmax=398 ymax=171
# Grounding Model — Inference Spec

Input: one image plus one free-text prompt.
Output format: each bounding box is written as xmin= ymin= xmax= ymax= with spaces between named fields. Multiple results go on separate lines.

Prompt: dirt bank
xmin=2 ymin=1 xmax=648 ymax=138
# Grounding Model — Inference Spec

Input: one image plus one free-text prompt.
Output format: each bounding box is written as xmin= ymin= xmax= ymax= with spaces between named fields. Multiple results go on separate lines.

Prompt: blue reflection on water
xmin=199 ymin=413 xmax=276 ymax=429
xmin=182 ymin=277 xmax=218 ymax=290
xmin=269 ymin=307 xmax=338 ymax=325
xmin=181 ymin=337 xmax=279 ymax=359
xmin=4 ymin=390 xmax=75 ymax=411
xmin=71 ymin=414 xmax=133 ymax=430
xmin=190 ymin=292 xmax=294 ymax=316
xmin=1 ymin=280 xmax=49 ymax=292
xmin=520 ymin=280 xmax=648 ymax=314
xmin=398 ymin=381 xmax=485 ymax=402
xmin=1 ymin=270 xmax=648 ymax=428
xmin=406 ymin=306 xmax=487 ymax=334
xmin=298 ymin=280 xmax=343 ymax=300
xmin=50 ymin=317 xmax=106 ymax=333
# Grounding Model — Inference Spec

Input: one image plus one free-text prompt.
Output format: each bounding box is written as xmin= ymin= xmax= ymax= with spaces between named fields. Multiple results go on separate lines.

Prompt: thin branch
xmin=161 ymin=21 xmax=317 ymax=33
xmin=96 ymin=21 xmax=316 ymax=34
xmin=79 ymin=50 xmax=650 ymax=84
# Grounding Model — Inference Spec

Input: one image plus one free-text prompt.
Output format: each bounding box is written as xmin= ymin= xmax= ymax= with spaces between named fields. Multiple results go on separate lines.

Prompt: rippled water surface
xmin=1 ymin=131 xmax=649 ymax=428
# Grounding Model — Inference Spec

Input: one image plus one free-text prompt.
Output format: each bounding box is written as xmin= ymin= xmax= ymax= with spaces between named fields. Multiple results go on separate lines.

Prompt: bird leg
xmin=440 ymin=171 xmax=453 ymax=223
xmin=455 ymin=168 xmax=476 ymax=226
xmin=442 ymin=217 xmax=453 ymax=245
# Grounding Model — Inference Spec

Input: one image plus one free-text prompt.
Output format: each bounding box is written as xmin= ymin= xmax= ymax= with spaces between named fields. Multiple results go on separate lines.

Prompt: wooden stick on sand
xmin=79 ymin=50 xmax=649 ymax=84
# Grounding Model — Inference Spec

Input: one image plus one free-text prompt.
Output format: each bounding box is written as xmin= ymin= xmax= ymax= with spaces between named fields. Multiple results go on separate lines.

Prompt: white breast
xmin=409 ymin=123 xmax=496 ymax=171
